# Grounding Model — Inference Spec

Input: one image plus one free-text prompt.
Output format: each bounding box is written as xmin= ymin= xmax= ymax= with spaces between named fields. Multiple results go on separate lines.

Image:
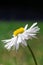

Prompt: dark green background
xmin=0 ymin=21 xmax=43 ymax=65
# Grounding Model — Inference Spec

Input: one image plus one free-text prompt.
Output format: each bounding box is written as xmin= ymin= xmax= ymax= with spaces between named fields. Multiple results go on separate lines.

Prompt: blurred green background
xmin=0 ymin=21 xmax=43 ymax=65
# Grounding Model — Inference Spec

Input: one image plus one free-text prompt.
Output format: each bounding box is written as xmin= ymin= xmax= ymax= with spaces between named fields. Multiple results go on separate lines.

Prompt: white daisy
xmin=1 ymin=22 xmax=40 ymax=50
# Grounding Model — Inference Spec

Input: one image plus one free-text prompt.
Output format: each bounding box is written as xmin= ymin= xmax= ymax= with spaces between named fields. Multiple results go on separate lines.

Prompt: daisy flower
xmin=1 ymin=22 xmax=40 ymax=50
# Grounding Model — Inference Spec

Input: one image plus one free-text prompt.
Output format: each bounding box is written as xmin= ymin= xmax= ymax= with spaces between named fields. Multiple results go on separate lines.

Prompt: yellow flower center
xmin=13 ymin=27 xmax=24 ymax=36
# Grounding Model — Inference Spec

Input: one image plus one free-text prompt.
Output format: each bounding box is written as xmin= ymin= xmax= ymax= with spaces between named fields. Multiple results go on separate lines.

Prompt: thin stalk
xmin=27 ymin=44 xmax=38 ymax=65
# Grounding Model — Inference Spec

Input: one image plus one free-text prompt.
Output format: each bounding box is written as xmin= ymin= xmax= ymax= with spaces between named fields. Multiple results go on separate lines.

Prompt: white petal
xmin=19 ymin=34 xmax=27 ymax=46
xmin=17 ymin=34 xmax=22 ymax=43
xmin=4 ymin=36 xmax=17 ymax=50
xmin=15 ymin=34 xmax=22 ymax=50
xmin=30 ymin=26 xmax=40 ymax=32
xmin=30 ymin=22 xmax=37 ymax=29
xmin=21 ymin=39 xmax=27 ymax=46
xmin=1 ymin=39 xmax=11 ymax=43
xmin=21 ymin=22 xmax=40 ymax=40
xmin=24 ymin=24 xmax=28 ymax=30
xmin=15 ymin=43 xmax=19 ymax=50
xmin=21 ymin=33 xmax=29 ymax=40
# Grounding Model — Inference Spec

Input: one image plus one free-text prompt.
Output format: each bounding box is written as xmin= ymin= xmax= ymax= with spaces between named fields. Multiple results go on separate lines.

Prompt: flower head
xmin=2 ymin=22 xmax=40 ymax=50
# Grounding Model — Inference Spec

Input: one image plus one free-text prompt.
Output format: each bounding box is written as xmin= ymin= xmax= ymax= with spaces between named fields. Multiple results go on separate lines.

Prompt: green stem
xmin=27 ymin=44 xmax=38 ymax=65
